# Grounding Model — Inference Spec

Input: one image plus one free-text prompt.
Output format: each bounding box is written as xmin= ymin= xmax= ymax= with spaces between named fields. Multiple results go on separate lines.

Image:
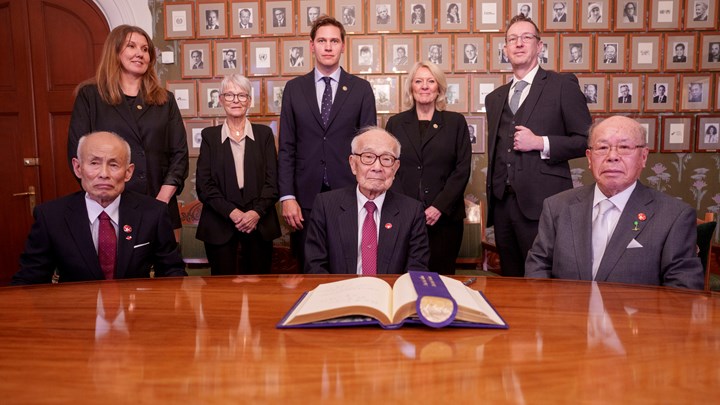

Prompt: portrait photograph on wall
xmin=438 ymin=0 xmax=469 ymax=32
xmin=577 ymin=75 xmax=607 ymax=112
xmin=368 ymin=0 xmax=400 ymax=33
xmin=164 ymin=2 xmax=194 ymax=40
xmin=489 ymin=34 xmax=512 ymax=72
xmin=230 ymin=1 xmax=261 ymax=37
xmin=349 ymin=36 xmax=383 ymax=74
xmin=368 ymin=76 xmax=400 ymax=114
xmin=471 ymin=74 xmax=505 ymax=112
xmin=630 ymin=34 xmax=661 ymax=71
xmin=182 ymin=41 xmax=212 ymax=79
xmin=680 ymin=75 xmax=712 ymax=111
xmin=645 ymin=74 xmax=677 ymax=112
xmin=696 ymin=116 xmax=720 ymax=151
xmin=510 ymin=0 xmax=539 ymax=21
xmin=264 ymin=0 xmax=294 ymax=35
xmin=560 ymin=35 xmax=592 ymax=72
xmin=699 ymin=33 xmax=720 ymax=70
xmin=664 ymin=34 xmax=697 ymax=71
xmin=684 ymin=0 xmax=719 ymax=30
xmin=445 ymin=75 xmax=470 ymax=113
xmin=404 ymin=0 xmax=434 ymax=32
xmin=536 ymin=35 xmax=558 ymax=71
xmin=248 ymin=79 xmax=262 ymax=115
xmin=298 ymin=0 xmax=328 ymax=35
xmin=595 ymin=35 xmax=627 ymax=72
xmin=610 ymin=75 xmax=641 ymax=112
xmin=661 ymin=116 xmax=693 ymax=152
xmin=474 ymin=0 xmax=505 ymax=32
xmin=464 ymin=115 xmax=487 ymax=153
xmin=384 ymin=36 xmax=416 ymax=74
xmin=580 ymin=0 xmax=611 ymax=31
xmin=197 ymin=2 xmax=227 ymax=38
xmin=265 ymin=78 xmax=291 ymax=115
xmin=214 ymin=40 xmax=244 ymax=77
xmin=635 ymin=116 xmax=659 ymax=152
xmin=197 ymin=80 xmax=224 ymax=117
xmin=544 ymin=0 xmax=575 ymax=31
xmin=615 ymin=0 xmax=645 ymax=31
xmin=455 ymin=35 xmax=486 ymax=72
xmin=166 ymin=80 xmax=198 ymax=118
xmin=184 ymin=119 xmax=214 ymax=157
xmin=335 ymin=0 xmax=365 ymax=34
xmin=281 ymin=38 xmax=312 ymax=75
xmin=420 ymin=36 xmax=452 ymax=71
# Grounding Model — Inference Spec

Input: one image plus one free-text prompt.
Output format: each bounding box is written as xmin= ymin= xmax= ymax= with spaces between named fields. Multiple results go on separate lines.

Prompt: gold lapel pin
xmin=342 ymin=86 xmax=348 ymax=91
xmin=136 ymin=105 xmax=143 ymax=110
xmin=433 ymin=123 xmax=438 ymax=129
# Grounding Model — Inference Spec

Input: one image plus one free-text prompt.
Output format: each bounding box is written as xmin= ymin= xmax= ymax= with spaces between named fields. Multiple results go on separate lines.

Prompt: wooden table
xmin=1 ymin=276 xmax=718 ymax=403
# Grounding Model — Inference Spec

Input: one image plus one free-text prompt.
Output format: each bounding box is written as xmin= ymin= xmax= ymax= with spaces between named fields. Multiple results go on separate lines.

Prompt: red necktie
xmin=361 ymin=201 xmax=377 ymax=275
xmin=98 ymin=211 xmax=117 ymax=280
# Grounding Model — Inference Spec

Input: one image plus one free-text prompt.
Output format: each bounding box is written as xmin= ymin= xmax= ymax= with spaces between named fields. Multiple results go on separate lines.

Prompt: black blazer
xmin=13 ymin=191 xmax=186 ymax=285
xmin=486 ymin=67 xmax=591 ymax=225
xmin=195 ymin=124 xmax=281 ymax=244
xmin=67 ymin=84 xmax=189 ymax=224
xmin=278 ymin=69 xmax=376 ymax=209
xmin=385 ymin=108 xmax=471 ymax=221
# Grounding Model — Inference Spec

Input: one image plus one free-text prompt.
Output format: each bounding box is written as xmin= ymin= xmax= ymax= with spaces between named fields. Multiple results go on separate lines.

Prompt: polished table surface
xmin=1 ymin=275 xmax=719 ymax=403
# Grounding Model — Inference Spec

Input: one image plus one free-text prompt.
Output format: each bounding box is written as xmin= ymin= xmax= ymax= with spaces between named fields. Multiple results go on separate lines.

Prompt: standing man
xmin=485 ymin=14 xmax=591 ymax=277
xmin=278 ymin=16 xmax=376 ymax=267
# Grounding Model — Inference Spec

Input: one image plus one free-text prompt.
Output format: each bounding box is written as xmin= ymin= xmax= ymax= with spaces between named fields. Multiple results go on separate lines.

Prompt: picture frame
xmin=537 ymin=34 xmax=558 ymax=71
xmin=166 ymin=80 xmax=197 ymax=118
xmin=184 ymin=119 xmax=214 ymax=157
xmin=265 ymin=78 xmax=291 ymax=115
xmin=685 ymin=0 xmax=718 ymax=30
xmin=661 ymin=116 xmax=693 ymax=152
xmin=579 ymin=0 xmax=611 ymax=31
xmin=230 ymin=1 xmax=261 ymax=37
xmin=609 ymin=75 xmax=641 ymax=112
xmin=510 ymin=0 xmax=540 ymax=22
xmin=455 ymin=35 xmax=486 ymax=72
xmin=595 ymin=35 xmax=627 ymax=72
xmin=465 ymin=115 xmax=487 ymax=153
xmin=559 ymin=35 xmax=592 ymax=72
xmin=335 ymin=0 xmax=365 ymax=34
xmin=197 ymin=1 xmax=227 ymax=38
xmin=699 ymin=33 xmax=720 ymax=70
xmin=645 ymin=74 xmax=677 ymax=112
xmin=471 ymin=74 xmax=505 ymax=112
xmin=197 ymin=80 xmax=224 ymax=117
xmin=384 ymin=36 xmax=416 ymax=74
xmin=214 ymin=40 xmax=244 ymax=77
xmin=164 ymin=2 xmax=194 ymax=40
xmin=649 ymin=0 xmax=681 ymax=30
xmin=248 ymin=79 xmax=262 ymax=115
xmin=635 ymin=116 xmax=659 ymax=152
xmin=679 ymin=74 xmax=712 ymax=111
xmin=255 ymin=118 xmax=280 ymax=150
xmin=629 ymin=34 xmax=661 ymax=72
xmin=181 ymin=41 xmax=212 ymax=79
xmin=248 ymin=39 xmax=279 ymax=76
xmin=438 ymin=0 xmax=470 ymax=32
xmin=368 ymin=76 xmax=400 ymax=114
xmin=298 ymin=0 xmax=329 ymax=35
xmin=664 ymin=34 xmax=696 ymax=71
xmin=717 ymin=73 xmax=720 ymax=109
xmin=474 ymin=0 xmax=505 ymax=32
xmin=264 ymin=0 xmax=294 ymax=36
xmin=577 ymin=74 xmax=607 ymax=112
xmin=696 ymin=115 xmax=720 ymax=152
xmin=489 ymin=34 xmax=512 ymax=72
xmin=348 ymin=36 xmax=383 ymax=74
xmin=281 ymin=38 xmax=312 ymax=75
xmin=614 ymin=0 xmax=645 ymax=31
xmin=368 ymin=0 xmax=400 ymax=33
xmin=419 ymin=36 xmax=452 ymax=71
xmin=445 ymin=75 xmax=470 ymax=113
xmin=544 ymin=0 xmax=575 ymax=31
xmin=403 ymin=0 xmax=434 ymax=32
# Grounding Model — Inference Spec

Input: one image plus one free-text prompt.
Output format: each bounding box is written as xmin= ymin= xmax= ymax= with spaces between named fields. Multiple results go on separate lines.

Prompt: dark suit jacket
xmin=486 ymin=67 xmax=591 ymax=226
xmin=12 ymin=191 xmax=186 ymax=285
xmin=385 ymin=108 xmax=471 ymax=221
xmin=653 ymin=95 xmax=667 ymax=103
xmin=278 ymin=69 xmax=376 ymax=209
xmin=304 ymin=187 xmax=430 ymax=274
xmin=68 ymin=84 xmax=189 ymax=225
xmin=195 ymin=124 xmax=281 ymax=244
xmin=525 ymin=182 xmax=704 ymax=290
xmin=618 ymin=95 xmax=632 ymax=103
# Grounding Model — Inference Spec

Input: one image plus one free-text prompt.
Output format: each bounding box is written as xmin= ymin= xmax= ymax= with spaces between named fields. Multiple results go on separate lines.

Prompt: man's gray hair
xmin=76 ymin=131 xmax=132 ymax=161
xmin=351 ymin=126 xmax=402 ymax=157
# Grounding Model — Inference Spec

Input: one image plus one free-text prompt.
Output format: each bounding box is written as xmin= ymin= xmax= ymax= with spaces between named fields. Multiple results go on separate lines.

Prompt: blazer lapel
xmin=301 ymin=72 xmax=325 ymax=129
xmin=338 ymin=190 xmax=359 ymax=274
xmin=65 ymin=193 xmax=104 ymax=280
xmin=421 ymin=109 xmax=444 ymax=147
xmin=569 ymin=187 xmax=595 ymax=280
xmin=400 ymin=111 xmax=422 ymax=158
xmin=242 ymin=136 xmax=258 ymax=199
xmin=326 ymin=69 xmax=353 ymax=130
xmin=116 ymin=193 xmax=142 ymax=279
xmin=377 ymin=193 xmax=400 ymax=274
xmin=515 ymin=68 xmax=547 ymax=125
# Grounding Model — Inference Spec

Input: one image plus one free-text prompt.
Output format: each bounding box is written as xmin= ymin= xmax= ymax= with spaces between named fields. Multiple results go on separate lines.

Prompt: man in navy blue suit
xmin=278 ymin=15 xmax=376 ymax=267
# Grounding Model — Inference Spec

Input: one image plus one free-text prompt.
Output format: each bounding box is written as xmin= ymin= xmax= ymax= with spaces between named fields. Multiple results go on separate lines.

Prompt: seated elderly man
xmin=12 ymin=131 xmax=186 ymax=284
xmin=304 ymin=127 xmax=430 ymax=274
xmin=525 ymin=116 xmax=703 ymax=289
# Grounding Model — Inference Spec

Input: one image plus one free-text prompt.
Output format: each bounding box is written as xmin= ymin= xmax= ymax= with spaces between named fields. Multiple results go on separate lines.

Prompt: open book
xmin=277 ymin=273 xmax=507 ymax=329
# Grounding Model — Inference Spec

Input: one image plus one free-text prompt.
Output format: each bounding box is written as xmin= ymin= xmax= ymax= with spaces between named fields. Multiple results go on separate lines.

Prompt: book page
xmin=390 ymin=273 xmax=418 ymax=323
xmin=440 ymin=276 xmax=505 ymax=325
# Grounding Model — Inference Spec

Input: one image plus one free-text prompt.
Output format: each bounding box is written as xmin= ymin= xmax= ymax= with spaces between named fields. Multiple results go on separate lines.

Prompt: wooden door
xmin=0 ymin=0 xmax=108 ymax=284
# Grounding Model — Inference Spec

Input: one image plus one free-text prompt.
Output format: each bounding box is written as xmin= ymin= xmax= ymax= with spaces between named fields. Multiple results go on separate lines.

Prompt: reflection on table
xmin=1 ymin=275 xmax=719 ymax=402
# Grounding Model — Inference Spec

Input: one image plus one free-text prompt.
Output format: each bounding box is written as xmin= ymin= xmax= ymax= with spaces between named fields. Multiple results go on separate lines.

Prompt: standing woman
xmin=385 ymin=62 xmax=471 ymax=275
xmin=195 ymin=74 xmax=280 ymax=275
xmin=68 ymin=25 xmax=188 ymax=231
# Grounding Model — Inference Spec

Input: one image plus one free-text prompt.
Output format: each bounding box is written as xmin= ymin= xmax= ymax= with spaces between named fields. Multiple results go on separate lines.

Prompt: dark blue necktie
xmin=320 ymin=77 xmax=332 ymax=127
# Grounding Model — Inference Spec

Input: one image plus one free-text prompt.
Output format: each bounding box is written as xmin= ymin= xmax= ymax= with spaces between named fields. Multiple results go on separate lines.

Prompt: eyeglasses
xmin=588 ymin=144 xmax=646 ymax=156
xmin=506 ymin=33 xmax=539 ymax=46
xmin=353 ymin=152 xmax=398 ymax=167
xmin=221 ymin=93 xmax=249 ymax=102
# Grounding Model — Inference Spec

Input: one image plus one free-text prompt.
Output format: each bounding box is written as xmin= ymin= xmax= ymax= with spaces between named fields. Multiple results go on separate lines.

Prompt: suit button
xmin=323 ymin=137 xmax=326 ymax=140
xmin=507 ymin=148 xmax=512 ymax=152
xmin=417 ymin=166 xmax=421 ymax=170
xmin=506 ymin=163 xmax=511 ymax=167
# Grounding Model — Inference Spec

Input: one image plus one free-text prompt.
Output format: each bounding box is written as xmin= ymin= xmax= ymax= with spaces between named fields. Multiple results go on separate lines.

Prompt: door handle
xmin=13 ymin=186 xmax=36 ymax=215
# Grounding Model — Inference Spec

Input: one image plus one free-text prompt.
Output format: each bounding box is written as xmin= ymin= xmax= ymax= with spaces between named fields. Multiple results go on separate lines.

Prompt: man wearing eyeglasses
xmin=304 ymin=127 xmax=429 ymax=274
xmin=526 ymin=116 xmax=703 ymax=289
xmin=485 ymin=14 xmax=591 ymax=277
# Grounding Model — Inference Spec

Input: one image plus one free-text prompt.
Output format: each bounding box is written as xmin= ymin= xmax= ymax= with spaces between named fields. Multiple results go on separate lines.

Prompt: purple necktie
xmin=320 ymin=77 xmax=332 ymax=127
xmin=98 ymin=211 xmax=117 ymax=280
xmin=361 ymin=201 xmax=377 ymax=275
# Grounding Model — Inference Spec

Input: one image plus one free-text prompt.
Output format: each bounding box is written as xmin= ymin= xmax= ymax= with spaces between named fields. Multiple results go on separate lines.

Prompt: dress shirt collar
xmin=512 ymin=64 xmax=540 ymax=88
xmin=314 ymin=67 xmax=341 ymax=84
xmin=85 ymin=193 xmax=121 ymax=225
xmin=221 ymin=118 xmax=255 ymax=144
xmin=355 ymin=186 xmax=386 ymax=215
xmin=593 ymin=181 xmax=637 ymax=212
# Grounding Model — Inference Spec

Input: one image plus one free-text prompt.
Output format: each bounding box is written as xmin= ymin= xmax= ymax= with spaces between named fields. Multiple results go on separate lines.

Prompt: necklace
xmin=227 ymin=120 xmax=245 ymax=139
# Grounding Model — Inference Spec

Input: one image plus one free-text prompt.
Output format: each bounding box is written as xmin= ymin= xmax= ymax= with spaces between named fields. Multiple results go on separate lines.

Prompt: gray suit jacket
xmin=525 ymin=182 xmax=704 ymax=290
xmin=304 ymin=187 xmax=430 ymax=274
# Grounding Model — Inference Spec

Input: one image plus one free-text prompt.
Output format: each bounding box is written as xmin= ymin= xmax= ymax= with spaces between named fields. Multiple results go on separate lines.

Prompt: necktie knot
xmin=99 ymin=211 xmax=111 ymax=221
xmin=365 ymin=201 xmax=376 ymax=215
xmin=322 ymin=76 xmax=332 ymax=85
xmin=596 ymin=199 xmax=614 ymax=217
xmin=509 ymin=80 xmax=528 ymax=114
xmin=514 ymin=80 xmax=528 ymax=93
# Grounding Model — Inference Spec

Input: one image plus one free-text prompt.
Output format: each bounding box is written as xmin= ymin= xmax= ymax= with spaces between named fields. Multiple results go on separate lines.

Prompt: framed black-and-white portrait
xmin=471 ymin=75 xmax=505 ymax=112
xmin=685 ymin=0 xmax=719 ymax=30
xmin=404 ymin=0 xmax=434 ymax=32
xmin=609 ymin=75 xmax=641 ymax=112
xmin=699 ymin=33 xmax=720 ymax=70
xmin=184 ymin=119 xmax=214 ymax=157
xmin=635 ymin=116 xmax=659 ymax=152
xmin=368 ymin=76 xmax=400 ymax=113
xmin=510 ymin=0 xmax=539 ymax=21
xmin=182 ymin=41 xmax=212 ymax=78
xmin=630 ymin=34 xmax=661 ymax=72
xmin=559 ymin=35 xmax=592 ymax=72
xmin=439 ymin=0 xmax=469 ymax=32
xmin=253 ymin=118 xmax=280 ymax=149
xmin=349 ymin=36 xmax=382 ymax=74
xmin=265 ymin=0 xmax=294 ymax=35
xmin=281 ymin=38 xmax=312 ymax=75
xmin=650 ymin=0 xmax=681 ymax=30
xmin=248 ymin=78 xmax=262 ymax=115
xmin=167 ymin=80 xmax=197 ymax=118
xmin=661 ymin=116 xmax=693 ymax=152
xmin=214 ymin=40 xmax=244 ymax=77
xmin=230 ymin=1 xmax=260 ymax=37
xmin=680 ymin=75 xmax=712 ymax=111
xmin=474 ymin=0 xmax=505 ymax=32
xmin=198 ymin=80 xmax=224 ymax=117
xmin=299 ymin=0 xmax=328 ymax=35
xmin=614 ymin=0 xmax=645 ymax=30
xmin=577 ymin=75 xmax=607 ymax=112
xmin=580 ymin=0 xmax=610 ymax=31
xmin=465 ymin=115 xmax=487 ymax=153
xmin=595 ymin=35 xmax=627 ymax=72
xmin=248 ymin=40 xmax=278 ymax=76
xmin=455 ymin=35 xmax=486 ymax=72
xmin=335 ymin=0 xmax=365 ymax=34
xmin=164 ymin=2 xmax=194 ymax=40
xmin=664 ymin=34 xmax=696 ymax=71
xmin=419 ymin=36 xmax=452 ymax=71
xmin=368 ymin=0 xmax=400 ymax=33
xmin=645 ymin=75 xmax=677 ymax=112
xmin=537 ymin=34 xmax=558 ymax=71
xmin=197 ymin=2 xmax=227 ymax=38
xmin=265 ymin=78 xmax=290 ymax=115
xmin=696 ymin=116 xmax=720 ymax=151
xmin=445 ymin=75 xmax=469 ymax=113
xmin=544 ymin=1 xmax=575 ymax=31
xmin=489 ymin=34 xmax=512 ymax=72
xmin=384 ymin=36 xmax=416 ymax=73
